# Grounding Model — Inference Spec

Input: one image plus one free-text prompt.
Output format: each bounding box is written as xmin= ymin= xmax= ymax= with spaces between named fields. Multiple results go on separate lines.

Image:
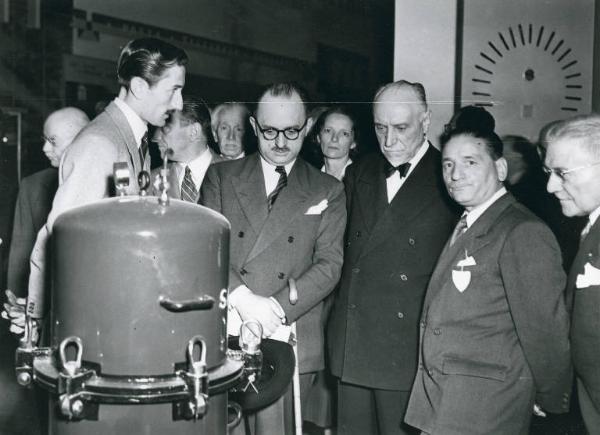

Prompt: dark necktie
xmin=384 ymin=161 xmax=411 ymax=178
xmin=267 ymin=166 xmax=287 ymax=212
xmin=180 ymin=166 xmax=198 ymax=203
xmin=139 ymin=132 xmax=149 ymax=166
xmin=449 ymin=214 xmax=468 ymax=246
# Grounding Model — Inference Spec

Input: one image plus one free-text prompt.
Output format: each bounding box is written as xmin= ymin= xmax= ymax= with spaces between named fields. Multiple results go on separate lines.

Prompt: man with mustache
xmin=202 ymin=82 xmax=346 ymax=434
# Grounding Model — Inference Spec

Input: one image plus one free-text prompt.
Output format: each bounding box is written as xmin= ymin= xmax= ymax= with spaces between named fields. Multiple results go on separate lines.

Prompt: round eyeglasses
xmin=253 ymin=118 xmax=308 ymax=141
xmin=543 ymin=161 xmax=600 ymax=182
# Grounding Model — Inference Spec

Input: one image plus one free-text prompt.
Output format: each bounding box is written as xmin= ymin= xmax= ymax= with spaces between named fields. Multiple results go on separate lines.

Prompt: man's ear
xmin=495 ymin=156 xmax=508 ymax=182
xmin=189 ymin=122 xmax=201 ymax=140
xmin=129 ymin=77 xmax=149 ymax=99
xmin=421 ymin=110 xmax=432 ymax=135
xmin=249 ymin=116 xmax=258 ymax=137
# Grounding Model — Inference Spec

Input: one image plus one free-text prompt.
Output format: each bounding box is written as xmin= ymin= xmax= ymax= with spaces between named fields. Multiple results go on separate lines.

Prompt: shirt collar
xmin=400 ymin=139 xmax=429 ymax=179
xmin=464 ymin=187 xmax=508 ymax=228
xmin=181 ymin=148 xmax=212 ymax=186
xmin=259 ymin=156 xmax=296 ymax=176
xmin=321 ymin=159 xmax=352 ymax=177
xmin=589 ymin=206 xmax=600 ymax=227
xmin=113 ymin=97 xmax=147 ymax=148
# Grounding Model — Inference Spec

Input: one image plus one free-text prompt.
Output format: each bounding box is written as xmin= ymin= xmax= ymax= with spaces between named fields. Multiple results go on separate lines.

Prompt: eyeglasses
xmin=543 ymin=161 xmax=600 ymax=181
xmin=253 ymin=118 xmax=308 ymax=141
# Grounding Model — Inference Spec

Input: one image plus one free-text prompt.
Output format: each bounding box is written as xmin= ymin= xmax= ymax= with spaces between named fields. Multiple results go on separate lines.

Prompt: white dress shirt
xmin=113 ymin=97 xmax=147 ymax=148
xmin=260 ymin=157 xmax=296 ymax=196
xmin=464 ymin=187 xmax=508 ymax=229
xmin=386 ymin=139 xmax=429 ymax=203
xmin=177 ymin=148 xmax=213 ymax=191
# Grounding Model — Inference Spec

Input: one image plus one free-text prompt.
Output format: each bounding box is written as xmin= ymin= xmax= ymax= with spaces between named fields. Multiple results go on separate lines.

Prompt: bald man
xmin=7 ymin=107 xmax=89 ymax=298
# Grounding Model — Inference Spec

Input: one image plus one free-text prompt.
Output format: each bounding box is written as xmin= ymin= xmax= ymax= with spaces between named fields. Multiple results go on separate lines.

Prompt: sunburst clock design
xmin=469 ymin=23 xmax=583 ymax=114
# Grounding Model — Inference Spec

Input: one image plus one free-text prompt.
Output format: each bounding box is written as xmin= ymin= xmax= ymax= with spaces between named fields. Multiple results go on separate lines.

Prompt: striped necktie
xmin=267 ymin=166 xmax=287 ymax=212
xmin=139 ymin=132 xmax=149 ymax=166
xmin=449 ymin=214 xmax=468 ymax=246
xmin=180 ymin=166 xmax=198 ymax=203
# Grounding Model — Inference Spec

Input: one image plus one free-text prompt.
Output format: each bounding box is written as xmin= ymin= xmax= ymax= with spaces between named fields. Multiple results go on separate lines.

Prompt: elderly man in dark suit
xmin=544 ymin=114 xmax=600 ymax=435
xmin=7 ymin=107 xmax=89 ymax=299
xmin=152 ymin=96 xmax=223 ymax=202
xmin=327 ymin=80 xmax=457 ymax=435
xmin=202 ymin=82 xmax=346 ymax=434
xmin=404 ymin=127 xmax=572 ymax=435
xmin=4 ymin=38 xmax=187 ymax=337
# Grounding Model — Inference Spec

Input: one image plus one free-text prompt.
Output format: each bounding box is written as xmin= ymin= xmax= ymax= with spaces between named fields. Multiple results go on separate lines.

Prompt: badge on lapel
xmin=452 ymin=251 xmax=476 ymax=293
xmin=576 ymin=262 xmax=600 ymax=289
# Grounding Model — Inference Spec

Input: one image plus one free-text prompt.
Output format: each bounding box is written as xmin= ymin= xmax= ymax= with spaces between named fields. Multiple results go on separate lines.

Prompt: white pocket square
xmin=305 ymin=199 xmax=328 ymax=215
xmin=576 ymin=262 xmax=600 ymax=289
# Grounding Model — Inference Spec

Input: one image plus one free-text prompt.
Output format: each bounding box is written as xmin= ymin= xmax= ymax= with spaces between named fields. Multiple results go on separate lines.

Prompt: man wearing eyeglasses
xmin=545 ymin=114 xmax=600 ymax=435
xmin=201 ymin=82 xmax=346 ymax=434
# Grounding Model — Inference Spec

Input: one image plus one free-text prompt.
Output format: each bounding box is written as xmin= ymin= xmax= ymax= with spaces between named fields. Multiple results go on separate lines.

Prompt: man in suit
xmin=201 ymin=82 xmax=346 ymax=434
xmin=4 ymin=37 xmax=187 ymax=337
xmin=7 ymin=107 xmax=89 ymax=299
xmin=327 ymin=80 xmax=457 ymax=435
xmin=152 ymin=96 xmax=223 ymax=202
xmin=545 ymin=114 xmax=600 ymax=434
xmin=404 ymin=128 xmax=572 ymax=435
xmin=211 ymin=102 xmax=251 ymax=160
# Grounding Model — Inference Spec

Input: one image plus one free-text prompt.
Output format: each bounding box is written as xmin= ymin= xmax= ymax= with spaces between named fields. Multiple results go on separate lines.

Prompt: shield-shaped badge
xmin=452 ymin=269 xmax=471 ymax=292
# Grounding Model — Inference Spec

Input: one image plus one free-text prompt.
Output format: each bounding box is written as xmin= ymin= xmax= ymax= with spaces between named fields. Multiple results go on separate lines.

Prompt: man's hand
xmin=1 ymin=290 xmax=39 ymax=343
xmin=230 ymin=287 xmax=285 ymax=337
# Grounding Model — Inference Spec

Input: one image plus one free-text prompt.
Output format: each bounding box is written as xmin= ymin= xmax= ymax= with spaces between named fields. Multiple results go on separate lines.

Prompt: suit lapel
xmin=104 ymin=102 xmax=146 ymax=174
xmin=231 ymin=154 xmax=269 ymax=235
xmin=361 ymin=147 xmax=439 ymax=257
xmin=167 ymin=162 xmax=181 ymax=199
xmin=245 ymin=159 xmax=311 ymax=263
xmin=424 ymin=193 xmax=514 ymax=309
xmin=355 ymin=156 xmax=388 ymax=234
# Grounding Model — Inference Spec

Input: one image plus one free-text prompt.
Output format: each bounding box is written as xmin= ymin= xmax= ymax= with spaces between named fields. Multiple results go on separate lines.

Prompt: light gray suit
xmin=27 ymin=101 xmax=149 ymax=317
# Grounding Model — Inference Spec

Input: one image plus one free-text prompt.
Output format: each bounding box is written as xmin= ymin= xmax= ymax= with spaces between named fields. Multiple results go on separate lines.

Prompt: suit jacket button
xmin=278 ymin=272 xmax=285 ymax=279
xmin=349 ymin=304 xmax=356 ymax=309
xmin=421 ymin=321 xmax=427 ymax=328
xmin=288 ymin=236 xmax=294 ymax=243
xmin=355 ymin=231 xmax=361 ymax=238
xmin=433 ymin=328 xmax=441 ymax=335
xmin=427 ymin=369 xmax=434 ymax=376
xmin=238 ymin=231 xmax=244 ymax=238
xmin=400 ymin=274 xmax=408 ymax=281
xmin=408 ymin=238 xmax=415 ymax=245
xmin=397 ymin=312 xmax=404 ymax=319
xmin=240 ymin=268 xmax=247 ymax=276
xmin=352 ymin=267 xmax=360 ymax=274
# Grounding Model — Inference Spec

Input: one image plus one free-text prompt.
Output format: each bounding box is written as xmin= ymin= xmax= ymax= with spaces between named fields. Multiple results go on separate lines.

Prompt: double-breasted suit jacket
xmin=327 ymin=146 xmax=457 ymax=390
xmin=151 ymin=148 xmax=224 ymax=201
xmin=569 ymin=217 xmax=600 ymax=426
xmin=8 ymin=168 xmax=58 ymax=298
xmin=27 ymin=101 xmax=149 ymax=317
xmin=405 ymin=193 xmax=572 ymax=435
xmin=201 ymin=154 xmax=346 ymax=373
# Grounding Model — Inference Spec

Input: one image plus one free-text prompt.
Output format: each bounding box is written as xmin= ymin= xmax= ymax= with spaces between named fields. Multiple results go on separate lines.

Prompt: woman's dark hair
xmin=302 ymin=105 xmax=360 ymax=168
xmin=117 ymin=38 xmax=188 ymax=88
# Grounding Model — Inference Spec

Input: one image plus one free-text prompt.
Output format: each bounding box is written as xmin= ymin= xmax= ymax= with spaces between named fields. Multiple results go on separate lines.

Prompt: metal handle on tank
xmin=158 ymin=295 xmax=215 ymax=312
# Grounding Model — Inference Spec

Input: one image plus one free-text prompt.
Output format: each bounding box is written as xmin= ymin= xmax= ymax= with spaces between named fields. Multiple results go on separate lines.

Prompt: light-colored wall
xmin=394 ymin=1 xmax=458 ymax=148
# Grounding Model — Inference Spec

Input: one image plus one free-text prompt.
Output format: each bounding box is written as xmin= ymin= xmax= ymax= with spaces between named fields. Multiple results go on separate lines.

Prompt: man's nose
xmin=227 ymin=128 xmax=234 ymax=140
xmin=172 ymin=92 xmax=183 ymax=111
xmin=42 ymin=140 xmax=51 ymax=153
xmin=385 ymin=128 xmax=395 ymax=147
xmin=451 ymin=164 xmax=462 ymax=180
xmin=274 ymin=132 xmax=287 ymax=148
xmin=546 ymin=172 xmax=561 ymax=194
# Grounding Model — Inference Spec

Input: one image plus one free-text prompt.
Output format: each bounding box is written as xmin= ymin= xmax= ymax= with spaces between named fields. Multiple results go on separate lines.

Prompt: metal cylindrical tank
xmin=49 ymin=195 xmax=230 ymax=434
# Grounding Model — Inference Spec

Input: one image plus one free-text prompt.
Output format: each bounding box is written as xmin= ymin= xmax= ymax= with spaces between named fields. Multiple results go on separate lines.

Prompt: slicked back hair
xmin=255 ymin=82 xmax=309 ymax=117
xmin=374 ymin=79 xmax=428 ymax=112
xmin=117 ymin=37 xmax=188 ymax=88
xmin=178 ymin=96 xmax=217 ymax=151
xmin=443 ymin=128 xmax=504 ymax=161
xmin=544 ymin=114 xmax=600 ymax=160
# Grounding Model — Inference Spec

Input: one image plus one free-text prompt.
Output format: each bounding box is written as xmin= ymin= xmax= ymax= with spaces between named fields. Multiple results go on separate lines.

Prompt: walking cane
xmin=288 ymin=278 xmax=302 ymax=435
